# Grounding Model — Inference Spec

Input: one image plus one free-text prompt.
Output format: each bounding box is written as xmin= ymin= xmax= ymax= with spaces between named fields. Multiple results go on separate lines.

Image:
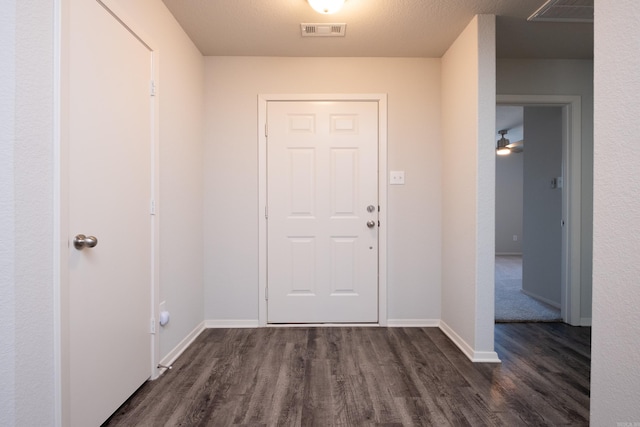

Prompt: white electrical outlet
xmin=390 ymin=171 xmax=405 ymax=185
xmin=513 ymin=235 xmax=518 ymax=241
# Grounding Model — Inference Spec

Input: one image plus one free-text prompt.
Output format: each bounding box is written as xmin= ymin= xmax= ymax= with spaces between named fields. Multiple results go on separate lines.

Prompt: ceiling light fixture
xmin=308 ymin=0 xmax=345 ymax=14
xmin=496 ymin=130 xmax=511 ymax=155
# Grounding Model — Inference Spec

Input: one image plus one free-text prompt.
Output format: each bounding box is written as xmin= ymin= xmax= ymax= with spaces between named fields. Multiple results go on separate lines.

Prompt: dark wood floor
xmin=104 ymin=323 xmax=590 ymax=426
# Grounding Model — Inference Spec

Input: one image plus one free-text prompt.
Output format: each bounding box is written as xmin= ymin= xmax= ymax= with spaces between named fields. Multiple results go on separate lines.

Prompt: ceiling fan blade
xmin=506 ymin=139 xmax=524 ymax=153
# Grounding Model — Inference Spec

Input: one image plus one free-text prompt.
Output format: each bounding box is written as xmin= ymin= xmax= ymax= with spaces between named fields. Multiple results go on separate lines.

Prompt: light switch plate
xmin=390 ymin=171 xmax=405 ymax=185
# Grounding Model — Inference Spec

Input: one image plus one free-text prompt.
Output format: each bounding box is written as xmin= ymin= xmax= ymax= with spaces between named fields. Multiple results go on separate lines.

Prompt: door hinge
xmin=150 ymin=199 xmax=156 ymax=215
xmin=150 ymin=317 xmax=156 ymax=334
xmin=150 ymin=80 xmax=156 ymax=96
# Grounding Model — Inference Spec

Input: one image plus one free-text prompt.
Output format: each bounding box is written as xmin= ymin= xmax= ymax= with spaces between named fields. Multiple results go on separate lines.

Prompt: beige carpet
xmin=495 ymin=255 xmax=562 ymax=323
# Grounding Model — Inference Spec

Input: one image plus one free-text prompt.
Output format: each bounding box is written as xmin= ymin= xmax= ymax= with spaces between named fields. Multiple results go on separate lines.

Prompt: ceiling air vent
xmin=301 ymin=23 xmax=346 ymax=37
xmin=528 ymin=0 xmax=593 ymax=23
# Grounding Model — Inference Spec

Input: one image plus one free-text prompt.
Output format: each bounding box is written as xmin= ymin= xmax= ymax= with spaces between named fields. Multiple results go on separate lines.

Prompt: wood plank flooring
xmin=103 ymin=324 xmax=590 ymax=426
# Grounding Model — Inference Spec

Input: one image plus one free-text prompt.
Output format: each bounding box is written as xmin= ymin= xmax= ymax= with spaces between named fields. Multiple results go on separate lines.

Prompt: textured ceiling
xmin=161 ymin=0 xmax=593 ymax=58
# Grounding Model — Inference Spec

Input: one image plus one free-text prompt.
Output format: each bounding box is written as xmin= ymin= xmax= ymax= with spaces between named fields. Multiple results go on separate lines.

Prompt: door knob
xmin=366 ymin=220 xmax=376 ymax=228
xmin=73 ymin=234 xmax=98 ymax=250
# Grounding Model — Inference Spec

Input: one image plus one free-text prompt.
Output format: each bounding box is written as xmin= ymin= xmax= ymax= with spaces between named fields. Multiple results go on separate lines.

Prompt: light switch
xmin=390 ymin=171 xmax=405 ymax=185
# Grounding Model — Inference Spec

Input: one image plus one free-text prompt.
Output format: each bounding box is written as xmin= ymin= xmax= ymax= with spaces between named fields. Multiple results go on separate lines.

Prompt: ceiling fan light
xmin=308 ymin=0 xmax=345 ymax=14
xmin=496 ymin=129 xmax=511 ymax=155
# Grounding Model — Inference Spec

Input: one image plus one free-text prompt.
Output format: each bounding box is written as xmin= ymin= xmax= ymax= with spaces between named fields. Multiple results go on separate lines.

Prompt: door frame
xmin=257 ymin=94 xmax=388 ymax=326
xmin=55 ymin=1 xmax=160 ymax=424
xmin=496 ymin=94 xmax=582 ymax=326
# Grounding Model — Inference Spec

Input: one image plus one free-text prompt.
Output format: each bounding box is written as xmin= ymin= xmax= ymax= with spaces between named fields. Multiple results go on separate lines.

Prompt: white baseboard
xmin=520 ymin=289 xmax=561 ymax=309
xmin=439 ymin=320 xmax=501 ymax=363
xmin=580 ymin=317 xmax=592 ymax=326
xmin=387 ymin=319 xmax=440 ymax=327
xmin=267 ymin=323 xmax=380 ymax=327
xmin=205 ymin=319 xmax=260 ymax=328
xmin=157 ymin=321 xmax=205 ymax=374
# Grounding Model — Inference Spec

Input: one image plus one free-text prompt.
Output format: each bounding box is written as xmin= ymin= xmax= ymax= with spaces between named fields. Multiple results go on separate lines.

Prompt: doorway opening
xmin=495 ymin=105 xmax=563 ymax=322
xmin=495 ymin=95 xmax=582 ymax=325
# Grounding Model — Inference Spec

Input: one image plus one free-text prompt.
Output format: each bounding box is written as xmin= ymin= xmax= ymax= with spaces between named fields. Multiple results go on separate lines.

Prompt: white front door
xmin=66 ymin=1 xmax=153 ymax=425
xmin=267 ymin=101 xmax=379 ymax=323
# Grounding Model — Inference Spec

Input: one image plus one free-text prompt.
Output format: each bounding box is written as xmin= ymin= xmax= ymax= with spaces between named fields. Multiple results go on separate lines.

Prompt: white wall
xmin=1 ymin=0 xmax=56 ymax=425
xmin=495 ymin=151 xmax=523 ymax=254
xmin=111 ymin=0 xmax=205 ymax=359
xmin=496 ymin=58 xmax=593 ymax=319
xmin=591 ymin=0 xmax=640 ymax=423
xmin=203 ymin=57 xmax=442 ymax=322
xmin=441 ymin=15 xmax=498 ymax=360
xmin=522 ymin=107 xmax=563 ymax=305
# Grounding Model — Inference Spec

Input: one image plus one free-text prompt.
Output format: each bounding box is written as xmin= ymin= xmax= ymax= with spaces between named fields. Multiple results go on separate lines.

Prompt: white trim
xmin=496 ymin=94 xmax=582 ymax=326
xmin=439 ymin=321 xmax=501 ymax=363
xmin=520 ymin=288 xmax=562 ymax=309
xmin=387 ymin=319 xmax=440 ymax=327
xmin=154 ymin=322 xmax=205 ymax=378
xmin=268 ymin=323 xmax=379 ymax=328
xmin=257 ymin=93 xmax=388 ymax=327
xmin=472 ymin=351 xmax=503 ymax=363
xmin=205 ymin=319 xmax=261 ymax=328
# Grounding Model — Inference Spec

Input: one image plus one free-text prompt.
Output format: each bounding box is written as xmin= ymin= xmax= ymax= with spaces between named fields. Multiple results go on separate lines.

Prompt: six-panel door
xmin=267 ymin=101 xmax=379 ymax=323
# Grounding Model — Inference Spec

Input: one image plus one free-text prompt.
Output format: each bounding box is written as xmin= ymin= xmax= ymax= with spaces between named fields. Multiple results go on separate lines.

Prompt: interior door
xmin=67 ymin=1 xmax=153 ymax=425
xmin=267 ymin=101 xmax=379 ymax=323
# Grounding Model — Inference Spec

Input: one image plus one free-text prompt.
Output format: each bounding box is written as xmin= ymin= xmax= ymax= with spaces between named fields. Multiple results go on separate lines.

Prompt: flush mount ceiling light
xmin=308 ymin=0 xmax=345 ymax=14
xmin=496 ymin=130 xmax=511 ymax=155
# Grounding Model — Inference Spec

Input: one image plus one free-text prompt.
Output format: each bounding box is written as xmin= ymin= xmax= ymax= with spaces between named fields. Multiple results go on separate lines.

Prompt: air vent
xmin=528 ymin=0 xmax=593 ymax=22
xmin=301 ymin=23 xmax=346 ymax=37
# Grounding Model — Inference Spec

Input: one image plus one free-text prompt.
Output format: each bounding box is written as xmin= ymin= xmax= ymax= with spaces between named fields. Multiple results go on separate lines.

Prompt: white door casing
xmin=263 ymin=98 xmax=385 ymax=323
xmin=63 ymin=0 xmax=155 ymax=425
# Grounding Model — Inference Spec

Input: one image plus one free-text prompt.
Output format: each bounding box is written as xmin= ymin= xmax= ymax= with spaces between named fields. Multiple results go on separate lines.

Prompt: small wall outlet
xmin=390 ymin=171 xmax=405 ymax=185
xmin=513 ymin=235 xmax=518 ymax=241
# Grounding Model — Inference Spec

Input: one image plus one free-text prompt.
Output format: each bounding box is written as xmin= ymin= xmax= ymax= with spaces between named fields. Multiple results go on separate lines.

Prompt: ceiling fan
xmin=496 ymin=129 xmax=524 ymax=155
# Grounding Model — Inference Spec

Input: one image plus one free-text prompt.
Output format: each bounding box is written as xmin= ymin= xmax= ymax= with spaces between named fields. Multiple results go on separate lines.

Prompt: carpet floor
xmin=495 ymin=255 xmax=562 ymax=323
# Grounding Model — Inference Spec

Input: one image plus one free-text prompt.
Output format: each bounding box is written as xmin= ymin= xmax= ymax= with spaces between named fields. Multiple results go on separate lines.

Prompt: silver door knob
xmin=366 ymin=220 xmax=376 ymax=228
xmin=73 ymin=234 xmax=98 ymax=250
